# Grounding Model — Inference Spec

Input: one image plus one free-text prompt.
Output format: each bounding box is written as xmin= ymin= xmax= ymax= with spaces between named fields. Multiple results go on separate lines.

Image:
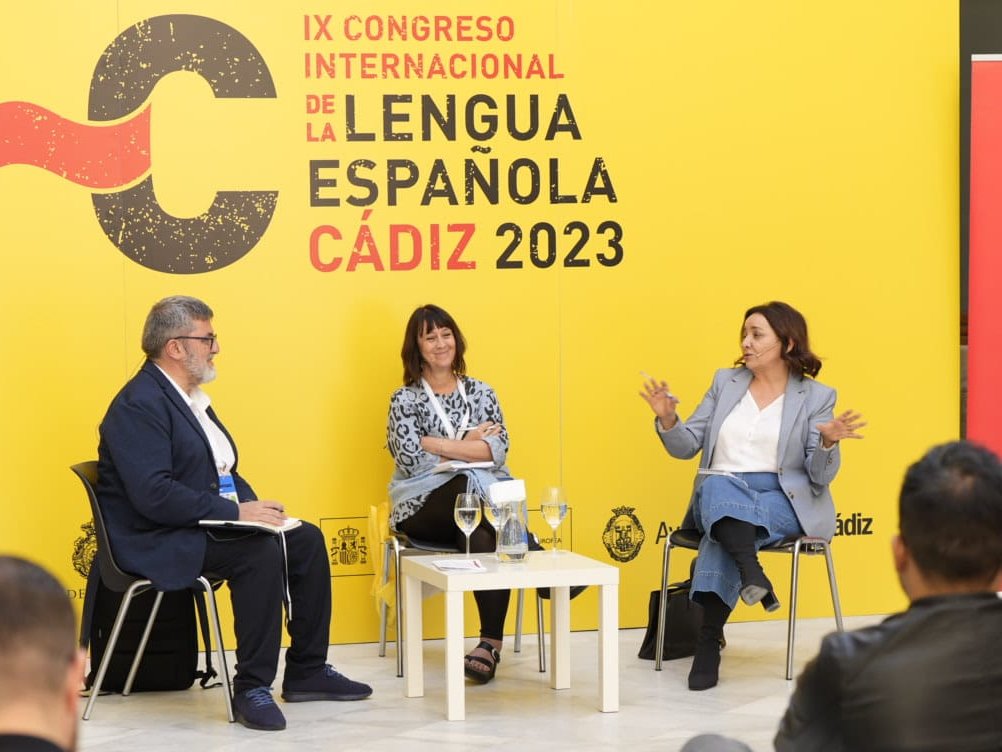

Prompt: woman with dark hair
xmin=640 ymin=301 xmax=865 ymax=691
xmin=387 ymin=304 xmax=513 ymax=684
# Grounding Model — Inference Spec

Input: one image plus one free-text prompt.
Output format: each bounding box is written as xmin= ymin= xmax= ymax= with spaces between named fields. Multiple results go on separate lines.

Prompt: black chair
xmin=70 ymin=461 xmax=233 ymax=722
xmin=654 ymin=528 xmax=844 ymax=679
xmin=378 ymin=530 xmax=547 ymax=676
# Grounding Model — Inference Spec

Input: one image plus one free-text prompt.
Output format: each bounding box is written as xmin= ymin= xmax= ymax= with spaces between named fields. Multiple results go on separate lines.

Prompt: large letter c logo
xmin=89 ymin=15 xmax=278 ymax=274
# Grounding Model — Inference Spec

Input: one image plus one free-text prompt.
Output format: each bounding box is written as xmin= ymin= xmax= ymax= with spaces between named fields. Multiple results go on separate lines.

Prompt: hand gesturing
xmin=639 ymin=375 xmax=680 ymax=427
xmin=817 ymin=410 xmax=866 ymax=448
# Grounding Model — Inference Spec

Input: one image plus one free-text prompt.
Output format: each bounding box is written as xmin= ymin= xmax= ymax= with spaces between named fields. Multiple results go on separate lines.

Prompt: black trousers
xmin=201 ymin=521 xmax=331 ymax=693
xmin=396 ymin=475 xmax=511 ymax=640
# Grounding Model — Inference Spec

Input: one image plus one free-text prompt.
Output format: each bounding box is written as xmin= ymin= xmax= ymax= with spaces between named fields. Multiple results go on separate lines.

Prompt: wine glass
xmin=540 ymin=487 xmax=568 ymax=555
xmin=454 ymin=493 xmax=483 ymax=556
xmin=482 ymin=496 xmax=502 ymax=555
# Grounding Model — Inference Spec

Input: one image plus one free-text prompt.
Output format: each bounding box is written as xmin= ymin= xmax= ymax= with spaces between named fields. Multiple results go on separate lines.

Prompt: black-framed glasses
xmin=175 ymin=334 xmax=217 ymax=346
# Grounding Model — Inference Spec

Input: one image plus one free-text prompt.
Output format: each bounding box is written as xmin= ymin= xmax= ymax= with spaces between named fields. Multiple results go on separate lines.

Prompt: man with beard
xmin=0 ymin=556 xmax=83 ymax=752
xmin=96 ymin=296 xmax=370 ymax=732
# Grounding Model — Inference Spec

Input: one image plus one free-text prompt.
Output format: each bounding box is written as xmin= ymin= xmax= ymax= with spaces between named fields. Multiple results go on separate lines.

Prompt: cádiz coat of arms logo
xmin=601 ymin=505 xmax=645 ymax=562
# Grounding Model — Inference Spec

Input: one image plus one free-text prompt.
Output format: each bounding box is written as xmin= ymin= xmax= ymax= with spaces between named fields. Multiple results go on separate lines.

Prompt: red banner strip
xmin=0 ymin=101 xmax=150 ymax=188
xmin=968 ymin=58 xmax=1002 ymax=453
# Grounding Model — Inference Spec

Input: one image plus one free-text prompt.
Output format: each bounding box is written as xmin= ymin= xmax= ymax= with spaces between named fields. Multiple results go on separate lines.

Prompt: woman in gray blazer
xmin=640 ymin=301 xmax=864 ymax=691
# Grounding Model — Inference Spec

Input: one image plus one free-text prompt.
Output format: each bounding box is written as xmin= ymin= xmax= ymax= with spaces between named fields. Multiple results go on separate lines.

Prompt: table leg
xmin=445 ymin=590 xmax=465 ymax=721
xmin=549 ymin=585 xmax=571 ymax=690
xmin=403 ymin=572 xmax=424 ymax=698
xmin=598 ymin=583 xmax=619 ymax=712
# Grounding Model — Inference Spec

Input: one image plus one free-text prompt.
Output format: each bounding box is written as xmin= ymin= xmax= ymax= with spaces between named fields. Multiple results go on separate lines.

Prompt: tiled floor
xmin=77 ymin=615 xmax=883 ymax=752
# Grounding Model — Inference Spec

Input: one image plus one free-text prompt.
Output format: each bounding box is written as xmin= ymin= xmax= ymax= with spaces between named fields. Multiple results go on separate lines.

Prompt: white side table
xmin=401 ymin=551 xmax=619 ymax=720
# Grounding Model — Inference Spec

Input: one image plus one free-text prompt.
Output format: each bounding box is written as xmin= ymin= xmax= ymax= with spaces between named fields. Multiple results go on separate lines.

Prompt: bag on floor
xmin=82 ymin=565 xmax=219 ymax=692
xmin=637 ymin=579 xmax=703 ymax=660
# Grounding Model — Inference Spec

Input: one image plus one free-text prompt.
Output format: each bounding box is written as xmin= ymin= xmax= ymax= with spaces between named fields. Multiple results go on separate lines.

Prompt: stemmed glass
xmin=454 ymin=493 xmax=483 ymax=556
xmin=540 ymin=486 xmax=568 ymax=555
xmin=482 ymin=496 xmax=502 ymax=556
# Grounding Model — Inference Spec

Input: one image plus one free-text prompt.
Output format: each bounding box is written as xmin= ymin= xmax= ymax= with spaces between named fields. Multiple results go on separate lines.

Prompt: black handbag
xmin=637 ymin=578 xmax=703 ymax=660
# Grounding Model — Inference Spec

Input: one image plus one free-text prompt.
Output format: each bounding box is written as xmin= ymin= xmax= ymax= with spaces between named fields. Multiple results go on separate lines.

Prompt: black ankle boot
xmin=712 ymin=517 xmax=779 ymax=611
xmin=688 ymin=633 xmax=722 ymax=690
xmin=688 ymin=593 xmax=729 ymax=691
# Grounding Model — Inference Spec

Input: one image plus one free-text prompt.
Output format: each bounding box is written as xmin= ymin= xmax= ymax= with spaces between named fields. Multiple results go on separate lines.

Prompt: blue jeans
xmin=690 ymin=472 xmax=802 ymax=609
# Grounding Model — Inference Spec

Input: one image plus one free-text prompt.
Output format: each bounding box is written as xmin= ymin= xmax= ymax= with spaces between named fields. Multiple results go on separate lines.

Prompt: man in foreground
xmin=0 ymin=556 xmax=85 ymax=752
xmin=97 ymin=296 xmax=371 ymax=731
xmin=685 ymin=440 xmax=1002 ymax=751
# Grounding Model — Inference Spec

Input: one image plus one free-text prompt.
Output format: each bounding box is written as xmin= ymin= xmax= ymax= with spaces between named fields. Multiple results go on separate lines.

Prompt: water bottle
xmin=489 ymin=479 xmax=528 ymax=563
xmin=497 ymin=500 xmax=528 ymax=562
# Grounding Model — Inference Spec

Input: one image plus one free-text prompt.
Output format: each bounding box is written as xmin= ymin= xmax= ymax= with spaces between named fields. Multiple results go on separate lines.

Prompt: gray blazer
xmin=658 ymin=367 xmax=840 ymax=539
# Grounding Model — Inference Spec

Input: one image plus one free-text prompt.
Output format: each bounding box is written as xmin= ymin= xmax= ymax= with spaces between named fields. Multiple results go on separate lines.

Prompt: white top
xmin=710 ymin=391 xmax=783 ymax=473
xmin=155 ymin=364 xmax=236 ymax=474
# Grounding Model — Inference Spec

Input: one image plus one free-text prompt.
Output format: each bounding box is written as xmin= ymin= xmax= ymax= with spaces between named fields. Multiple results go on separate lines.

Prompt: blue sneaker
xmin=281 ymin=664 xmax=373 ymax=702
xmin=233 ymin=687 xmax=286 ymax=731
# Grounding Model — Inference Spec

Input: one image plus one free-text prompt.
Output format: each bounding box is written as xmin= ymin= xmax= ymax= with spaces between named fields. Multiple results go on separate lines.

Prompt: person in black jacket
xmin=0 ymin=556 xmax=84 ymax=752
xmin=683 ymin=440 xmax=1002 ymax=752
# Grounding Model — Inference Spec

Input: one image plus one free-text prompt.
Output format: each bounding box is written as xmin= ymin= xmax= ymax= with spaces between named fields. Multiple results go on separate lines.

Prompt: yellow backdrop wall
xmin=0 ymin=0 xmax=958 ymax=646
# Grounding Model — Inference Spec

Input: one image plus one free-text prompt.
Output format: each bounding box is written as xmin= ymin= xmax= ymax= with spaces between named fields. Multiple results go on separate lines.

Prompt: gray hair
xmin=141 ymin=295 xmax=214 ymax=358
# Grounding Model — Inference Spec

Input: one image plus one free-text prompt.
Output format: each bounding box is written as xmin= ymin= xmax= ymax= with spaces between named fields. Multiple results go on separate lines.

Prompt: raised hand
xmin=639 ymin=374 xmax=681 ymax=428
xmin=817 ymin=410 xmax=867 ymax=448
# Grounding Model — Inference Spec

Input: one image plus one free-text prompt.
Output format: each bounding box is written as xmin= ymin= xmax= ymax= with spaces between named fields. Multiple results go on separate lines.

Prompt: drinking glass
xmin=454 ymin=493 xmax=483 ymax=556
xmin=482 ymin=496 xmax=502 ymax=554
xmin=540 ymin=486 xmax=568 ymax=554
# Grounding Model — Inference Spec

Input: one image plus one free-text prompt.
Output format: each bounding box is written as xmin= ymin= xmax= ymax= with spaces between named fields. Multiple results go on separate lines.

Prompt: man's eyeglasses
xmin=175 ymin=334 xmax=218 ymax=346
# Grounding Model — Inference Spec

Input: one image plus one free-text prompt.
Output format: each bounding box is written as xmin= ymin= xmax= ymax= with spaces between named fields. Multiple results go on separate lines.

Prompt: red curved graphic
xmin=0 ymin=101 xmax=150 ymax=188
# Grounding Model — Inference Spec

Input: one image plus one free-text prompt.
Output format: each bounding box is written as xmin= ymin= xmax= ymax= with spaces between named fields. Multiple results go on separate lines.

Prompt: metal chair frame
xmin=654 ymin=528 xmax=844 ymax=679
xmin=71 ymin=461 xmax=233 ymax=722
xmin=378 ymin=531 xmax=547 ymax=676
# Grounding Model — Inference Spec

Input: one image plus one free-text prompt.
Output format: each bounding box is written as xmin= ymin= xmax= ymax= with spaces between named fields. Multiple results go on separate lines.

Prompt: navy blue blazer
xmin=97 ymin=361 xmax=255 ymax=590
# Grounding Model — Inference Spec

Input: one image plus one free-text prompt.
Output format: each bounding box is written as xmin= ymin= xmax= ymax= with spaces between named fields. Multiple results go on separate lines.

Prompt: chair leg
xmin=785 ymin=540 xmax=804 ymax=681
xmin=196 ymin=577 xmax=234 ymax=723
xmin=536 ymin=591 xmax=546 ymax=673
xmin=822 ymin=542 xmax=845 ymax=632
xmin=378 ymin=538 xmax=392 ymax=658
xmin=654 ymin=538 xmax=673 ymax=670
xmin=513 ymin=589 xmax=525 ymax=653
xmin=393 ymin=542 xmax=404 ymax=678
xmin=83 ymin=580 xmax=148 ymax=721
xmin=122 ymin=590 xmax=163 ymax=696
xmin=649 ymin=537 xmax=673 ymax=673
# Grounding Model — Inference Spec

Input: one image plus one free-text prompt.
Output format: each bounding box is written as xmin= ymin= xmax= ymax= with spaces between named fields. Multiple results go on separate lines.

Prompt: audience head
xmin=896 ymin=440 xmax=1002 ymax=593
xmin=0 ymin=556 xmax=83 ymax=750
xmin=401 ymin=304 xmax=467 ymax=385
xmin=141 ymin=295 xmax=214 ymax=359
xmin=737 ymin=301 xmax=821 ymax=377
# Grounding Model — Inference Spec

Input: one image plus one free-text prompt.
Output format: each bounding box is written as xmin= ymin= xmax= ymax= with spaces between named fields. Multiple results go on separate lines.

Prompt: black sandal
xmin=464 ymin=640 xmax=501 ymax=684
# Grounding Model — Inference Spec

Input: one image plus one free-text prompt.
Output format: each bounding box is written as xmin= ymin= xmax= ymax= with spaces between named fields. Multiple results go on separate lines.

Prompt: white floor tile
xmin=77 ymin=615 xmax=883 ymax=752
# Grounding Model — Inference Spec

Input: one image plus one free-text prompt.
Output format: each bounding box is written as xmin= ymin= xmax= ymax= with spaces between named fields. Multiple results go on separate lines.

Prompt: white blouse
xmin=710 ymin=391 xmax=783 ymax=473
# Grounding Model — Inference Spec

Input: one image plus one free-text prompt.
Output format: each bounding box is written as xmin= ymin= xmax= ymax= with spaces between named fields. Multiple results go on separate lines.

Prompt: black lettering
xmin=383 ymin=94 xmax=412 ymax=141
xmin=655 ymin=521 xmax=670 ymax=544
xmin=420 ymin=159 xmax=459 ymax=205
xmin=345 ymin=95 xmax=376 ymax=141
xmin=545 ymin=93 xmax=581 ymax=140
xmin=508 ymin=93 xmax=538 ymax=140
xmin=310 ymin=160 xmax=340 ymax=207
xmin=346 ymin=159 xmax=378 ymax=206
